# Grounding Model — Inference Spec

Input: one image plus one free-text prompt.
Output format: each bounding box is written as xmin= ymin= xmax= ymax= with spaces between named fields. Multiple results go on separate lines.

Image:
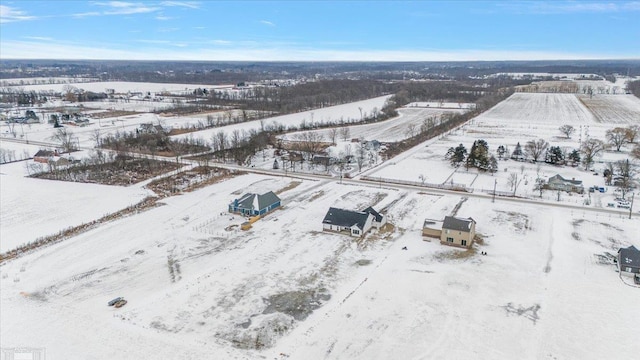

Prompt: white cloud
xmin=155 ymin=14 xmax=172 ymax=20
xmin=0 ymin=5 xmax=36 ymax=23
xmin=503 ymin=1 xmax=640 ymax=14
xmin=2 ymin=39 xmax=638 ymax=61
xmin=75 ymin=1 xmax=160 ymax=17
xmin=23 ymin=36 xmax=54 ymax=41
xmin=161 ymin=1 xmax=200 ymax=9
xmin=260 ymin=20 xmax=275 ymax=27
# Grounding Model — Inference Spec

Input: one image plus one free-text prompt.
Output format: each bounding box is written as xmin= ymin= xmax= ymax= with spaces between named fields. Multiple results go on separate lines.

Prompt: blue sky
xmin=1 ymin=1 xmax=639 ymax=60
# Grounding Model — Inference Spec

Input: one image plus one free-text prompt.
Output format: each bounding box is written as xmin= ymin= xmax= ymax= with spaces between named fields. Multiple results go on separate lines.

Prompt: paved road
xmin=3 ymin=136 xmax=635 ymax=218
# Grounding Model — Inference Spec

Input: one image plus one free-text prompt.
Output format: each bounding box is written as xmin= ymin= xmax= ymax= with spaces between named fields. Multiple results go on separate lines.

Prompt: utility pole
xmin=629 ymin=192 xmax=635 ymax=219
xmin=492 ymin=179 xmax=497 ymax=203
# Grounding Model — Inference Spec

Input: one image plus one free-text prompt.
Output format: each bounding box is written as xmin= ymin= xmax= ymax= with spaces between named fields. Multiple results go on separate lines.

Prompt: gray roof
xmin=618 ymin=245 xmax=640 ymax=269
xmin=442 ymin=216 xmax=475 ymax=232
xmin=362 ymin=206 xmax=383 ymax=223
xmin=549 ymin=174 xmax=582 ymax=185
xmin=34 ymin=150 xmax=55 ymax=157
xmin=234 ymin=191 xmax=281 ymax=211
xmin=322 ymin=207 xmax=370 ymax=230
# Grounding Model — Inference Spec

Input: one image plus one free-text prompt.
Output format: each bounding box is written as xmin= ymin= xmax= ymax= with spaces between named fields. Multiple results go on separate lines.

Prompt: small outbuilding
xmin=229 ymin=191 xmax=281 ymax=216
xmin=618 ymin=245 xmax=640 ymax=274
xmin=422 ymin=219 xmax=444 ymax=239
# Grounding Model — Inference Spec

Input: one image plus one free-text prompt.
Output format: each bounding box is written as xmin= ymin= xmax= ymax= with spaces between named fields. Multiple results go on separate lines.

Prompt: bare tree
xmin=632 ymin=144 xmax=640 ymax=160
xmin=507 ymin=173 xmax=523 ymax=196
xmin=329 ymin=128 xmax=339 ymax=145
xmin=91 ymin=129 xmax=102 ymax=148
xmin=340 ymin=127 xmax=351 ymax=141
xmin=580 ymin=139 xmax=606 ymax=170
xmin=615 ymin=159 xmax=637 ymax=199
xmin=606 ymin=127 xmax=627 ymax=151
xmin=50 ymin=128 xmax=77 ymax=153
xmin=559 ymin=125 xmax=575 ymax=139
xmin=296 ymin=132 xmax=325 ymax=161
xmin=625 ymin=125 xmax=639 ymax=144
xmin=405 ymin=123 xmax=417 ymax=138
xmin=525 ymin=138 xmax=549 ymax=162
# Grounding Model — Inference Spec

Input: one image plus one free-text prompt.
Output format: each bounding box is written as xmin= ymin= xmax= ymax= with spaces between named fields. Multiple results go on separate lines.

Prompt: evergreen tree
xmin=545 ymin=146 xmax=564 ymax=165
xmin=511 ymin=142 xmax=524 ymax=160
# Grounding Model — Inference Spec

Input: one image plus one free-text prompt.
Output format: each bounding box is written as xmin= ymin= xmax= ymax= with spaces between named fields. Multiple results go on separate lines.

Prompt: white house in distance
xmin=322 ymin=206 xmax=386 ymax=237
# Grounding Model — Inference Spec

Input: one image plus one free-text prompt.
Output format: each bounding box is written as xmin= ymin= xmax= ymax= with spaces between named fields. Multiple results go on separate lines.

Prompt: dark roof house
xmin=322 ymin=207 xmax=374 ymax=237
xmin=229 ymin=191 xmax=281 ymax=216
xmin=443 ymin=216 xmax=475 ymax=232
xmin=618 ymin=245 xmax=640 ymax=274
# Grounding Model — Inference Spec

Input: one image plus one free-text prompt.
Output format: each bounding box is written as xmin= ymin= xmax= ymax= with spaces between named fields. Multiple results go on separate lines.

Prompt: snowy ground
xmin=279 ymin=107 xmax=463 ymax=143
xmin=0 ymin=160 xmax=153 ymax=252
xmin=171 ymin=95 xmax=392 ymax=144
xmin=367 ymin=92 xmax=640 ymax=209
xmin=0 ymin=81 xmax=233 ymax=95
xmin=1 ymin=173 xmax=638 ymax=359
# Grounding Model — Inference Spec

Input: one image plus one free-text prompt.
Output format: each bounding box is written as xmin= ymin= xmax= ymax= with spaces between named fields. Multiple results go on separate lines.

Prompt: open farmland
xmin=279 ymin=107 xmax=464 ymax=143
xmin=1 ymin=171 xmax=638 ymax=359
xmin=577 ymin=94 xmax=640 ymax=123
xmin=0 ymin=81 xmax=233 ymax=95
xmin=170 ymin=95 xmax=392 ymax=143
xmin=367 ymin=91 xmax=639 ymax=207
xmin=478 ymin=93 xmax=596 ymax=125
xmin=0 ymin=160 xmax=153 ymax=252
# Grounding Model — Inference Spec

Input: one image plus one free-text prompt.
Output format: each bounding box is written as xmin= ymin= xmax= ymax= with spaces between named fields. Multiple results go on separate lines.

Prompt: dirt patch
xmin=31 ymin=157 xmax=180 ymax=186
xmin=502 ymin=303 xmax=541 ymax=324
xmin=146 ymin=166 xmax=243 ymax=196
xmin=262 ymin=289 xmax=331 ymax=321
xmin=433 ymin=247 xmax=477 ymax=261
xmin=275 ymin=181 xmax=302 ymax=195
xmin=355 ymin=259 xmax=372 ymax=266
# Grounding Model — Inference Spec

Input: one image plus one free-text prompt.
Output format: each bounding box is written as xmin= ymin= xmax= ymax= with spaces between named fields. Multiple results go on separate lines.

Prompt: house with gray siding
xmin=322 ymin=207 xmax=375 ymax=237
xmin=618 ymin=245 xmax=640 ymax=274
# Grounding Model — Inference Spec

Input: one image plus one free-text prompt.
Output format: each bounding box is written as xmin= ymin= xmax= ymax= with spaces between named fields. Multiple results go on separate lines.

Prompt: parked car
xmin=114 ymin=299 xmax=128 ymax=308
xmin=108 ymin=297 xmax=123 ymax=306
xmin=617 ymin=202 xmax=631 ymax=209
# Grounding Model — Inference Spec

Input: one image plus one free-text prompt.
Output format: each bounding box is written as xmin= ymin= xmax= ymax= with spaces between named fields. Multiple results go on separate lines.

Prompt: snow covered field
xmin=0 ymin=160 xmax=153 ymax=252
xmin=577 ymin=94 xmax=640 ymax=123
xmin=1 ymin=173 xmax=638 ymax=359
xmin=171 ymin=95 xmax=392 ymax=143
xmin=367 ymin=92 xmax=639 ymax=207
xmin=0 ymin=81 xmax=232 ymax=95
xmin=279 ymin=107 xmax=463 ymax=143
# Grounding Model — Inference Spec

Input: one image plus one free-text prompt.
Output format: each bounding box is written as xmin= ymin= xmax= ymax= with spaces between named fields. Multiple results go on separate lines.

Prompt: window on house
xmin=461 ymin=240 xmax=467 ymax=246
xmin=446 ymin=237 xmax=454 ymax=242
xmin=353 ymin=230 xmax=360 ymax=235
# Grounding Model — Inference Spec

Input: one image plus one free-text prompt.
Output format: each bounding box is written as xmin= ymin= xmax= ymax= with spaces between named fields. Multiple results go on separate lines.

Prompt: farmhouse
xmin=441 ymin=216 xmax=476 ymax=248
xmin=228 ymin=191 xmax=281 ymax=216
xmin=138 ymin=123 xmax=166 ymax=135
xmin=546 ymin=174 xmax=584 ymax=194
xmin=618 ymin=245 xmax=640 ymax=274
xmin=33 ymin=149 xmax=58 ymax=163
xmin=322 ymin=207 xmax=376 ymax=237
